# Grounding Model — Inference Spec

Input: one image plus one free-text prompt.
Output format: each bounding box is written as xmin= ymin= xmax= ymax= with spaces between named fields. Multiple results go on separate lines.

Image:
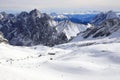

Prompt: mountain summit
xmin=72 ymin=11 xmax=120 ymax=41
xmin=91 ymin=11 xmax=119 ymax=26
xmin=0 ymin=9 xmax=68 ymax=46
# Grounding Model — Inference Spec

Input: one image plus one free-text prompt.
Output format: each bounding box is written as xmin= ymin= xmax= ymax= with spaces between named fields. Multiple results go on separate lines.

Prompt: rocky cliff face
xmin=90 ymin=11 xmax=119 ymax=26
xmin=72 ymin=11 xmax=120 ymax=41
xmin=82 ymin=11 xmax=120 ymax=38
xmin=0 ymin=9 xmax=68 ymax=46
xmin=0 ymin=31 xmax=8 ymax=43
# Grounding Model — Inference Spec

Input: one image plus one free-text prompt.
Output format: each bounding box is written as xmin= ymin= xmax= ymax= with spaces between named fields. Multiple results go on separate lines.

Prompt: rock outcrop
xmin=0 ymin=9 xmax=68 ymax=46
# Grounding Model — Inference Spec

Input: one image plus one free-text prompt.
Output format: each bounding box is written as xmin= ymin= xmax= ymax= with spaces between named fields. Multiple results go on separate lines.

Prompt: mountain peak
xmin=0 ymin=9 xmax=68 ymax=46
xmin=29 ymin=9 xmax=41 ymax=18
xmin=91 ymin=11 xmax=119 ymax=26
xmin=106 ymin=10 xmax=119 ymax=19
xmin=74 ymin=11 xmax=120 ymax=40
xmin=18 ymin=11 xmax=29 ymax=18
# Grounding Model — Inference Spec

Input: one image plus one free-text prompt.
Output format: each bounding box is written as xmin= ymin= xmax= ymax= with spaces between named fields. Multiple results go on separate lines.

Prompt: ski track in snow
xmin=0 ymin=38 xmax=120 ymax=80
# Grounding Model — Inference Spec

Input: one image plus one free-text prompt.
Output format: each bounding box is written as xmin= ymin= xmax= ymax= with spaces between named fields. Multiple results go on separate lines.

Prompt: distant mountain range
xmin=0 ymin=9 xmax=120 ymax=46
xmin=72 ymin=11 xmax=120 ymax=42
xmin=50 ymin=12 xmax=97 ymax=24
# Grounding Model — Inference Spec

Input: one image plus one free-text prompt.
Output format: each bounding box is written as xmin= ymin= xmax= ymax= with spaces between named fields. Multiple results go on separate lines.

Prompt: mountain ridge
xmin=72 ymin=11 xmax=120 ymax=42
xmin=0 ymin=9 xmax=68 ymax=46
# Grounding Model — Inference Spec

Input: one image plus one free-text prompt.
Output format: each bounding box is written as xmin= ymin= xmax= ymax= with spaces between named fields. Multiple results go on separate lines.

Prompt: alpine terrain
xmin=0 ymin=10 xmax=120 ymax=80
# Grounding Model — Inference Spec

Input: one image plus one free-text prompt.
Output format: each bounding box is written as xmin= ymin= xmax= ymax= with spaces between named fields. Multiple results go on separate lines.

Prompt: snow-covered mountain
xmin=0 ymin=10 xmax=120 ymax=80
xmin=0 ymin=9 xmax=92 ymax=46
xmin=0 ymin=9 xmax=68 ymax=46
xmin=50 ymin=12 xmax=97 ymax=24
xmin=72 ymin=11 xmax=120 ymax=42
xmin=0 ymin=10 xmax=120 ymax=47
xmin=55 ymin=20 xmax=88 ymax=39
xmin=91 ymin=11 xmax=119 ymax=26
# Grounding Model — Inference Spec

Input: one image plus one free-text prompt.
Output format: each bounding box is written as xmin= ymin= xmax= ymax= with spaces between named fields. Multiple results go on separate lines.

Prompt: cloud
xmin=0 ymin=0 xmax=120 ymax=11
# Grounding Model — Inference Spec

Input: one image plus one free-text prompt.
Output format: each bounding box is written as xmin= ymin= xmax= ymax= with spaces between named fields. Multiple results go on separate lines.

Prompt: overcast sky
xmin=0 ymin=0 xmax=120 ymax=12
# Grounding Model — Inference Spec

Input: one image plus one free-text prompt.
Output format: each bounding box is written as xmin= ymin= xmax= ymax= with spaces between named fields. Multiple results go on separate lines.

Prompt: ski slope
xmin=0 ymin=38 xmax=120 ymax=80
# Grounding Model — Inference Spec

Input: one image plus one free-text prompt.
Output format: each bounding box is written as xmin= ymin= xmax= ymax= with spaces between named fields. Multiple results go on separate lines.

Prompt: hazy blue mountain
xmin=50 ymin=13 xmax=97 ymax=24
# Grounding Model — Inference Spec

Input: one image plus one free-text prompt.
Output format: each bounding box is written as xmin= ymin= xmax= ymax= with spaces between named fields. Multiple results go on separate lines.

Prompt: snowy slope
xmin=56 ymin=20 xmax=88 ymax=39
xmin=0 ymin=37 xmax=120 ymax=80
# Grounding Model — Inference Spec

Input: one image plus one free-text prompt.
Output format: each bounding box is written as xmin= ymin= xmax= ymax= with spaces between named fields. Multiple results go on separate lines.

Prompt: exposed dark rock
xmin=48 ymin=53 xmax=56 ymax=55
xmin=0 ymin=31 xmax=8 ymax=44
xmin=0 ymin=9 xmax=68 ymax=46
xmin=81 ymin=11 xmax=120 ymax=39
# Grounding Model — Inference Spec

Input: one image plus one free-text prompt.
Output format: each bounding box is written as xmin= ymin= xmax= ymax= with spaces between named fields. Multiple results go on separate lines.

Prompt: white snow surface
xmin=0 ymin=37 xmax=120 ymax=80
xmin=56 ymin=21 xmax=87 ymax=39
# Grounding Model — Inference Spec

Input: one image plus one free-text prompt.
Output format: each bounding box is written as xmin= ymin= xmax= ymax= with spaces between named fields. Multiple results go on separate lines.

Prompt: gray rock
xmin=0 ymin=9 xmax=68 ymax=46
xmin=82 ymin=11 xmax=120 ymax=38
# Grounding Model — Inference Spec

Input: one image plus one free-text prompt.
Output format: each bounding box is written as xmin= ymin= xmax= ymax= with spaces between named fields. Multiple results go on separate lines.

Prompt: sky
xmin=0 ymin=0 xmax=120 ymax=12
